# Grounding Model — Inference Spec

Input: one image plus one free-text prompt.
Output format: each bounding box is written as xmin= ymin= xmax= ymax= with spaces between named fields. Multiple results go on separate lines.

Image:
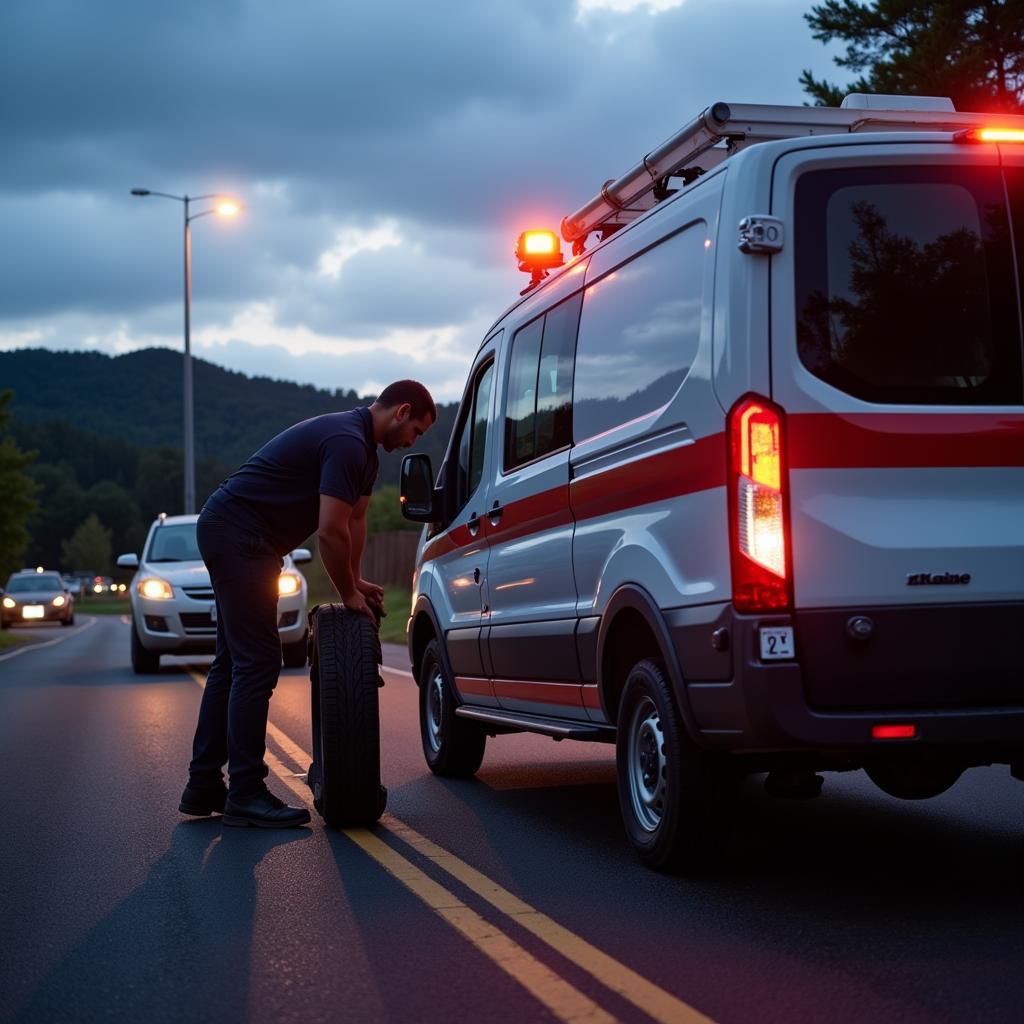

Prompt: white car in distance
xmin=118 ymin=514 xmax=311 ymax=674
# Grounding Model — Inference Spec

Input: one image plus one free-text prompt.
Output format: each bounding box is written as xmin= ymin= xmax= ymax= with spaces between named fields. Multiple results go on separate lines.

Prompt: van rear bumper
xmin=674 ymin=602 xmax=1024 ymax=753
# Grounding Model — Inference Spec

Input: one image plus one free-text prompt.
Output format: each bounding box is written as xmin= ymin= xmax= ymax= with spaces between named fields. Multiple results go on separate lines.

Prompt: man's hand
xmin=357 ymin=579 xmax=386 ymax=617
xmin=343 ymin=589 xmax=377 ymax=621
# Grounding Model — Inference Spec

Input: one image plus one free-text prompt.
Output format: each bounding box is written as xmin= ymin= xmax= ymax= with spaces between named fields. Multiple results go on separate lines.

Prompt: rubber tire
xmin=61 ymin=612 xmax=75 ymax=627
xmin=308 ymin=605 xmax=387 ymax=827
xmin=418 ymin=639 xmax=486 ymax=777
xmin=282 ymin=631 xmax=308 ymax=668
xmin=130 ymin=620 xmax=161 ymax=674
xmin=0 ymin=618 xmax=8 ymax=630
xmin=616 ymin=658 xmax=734 ymax=872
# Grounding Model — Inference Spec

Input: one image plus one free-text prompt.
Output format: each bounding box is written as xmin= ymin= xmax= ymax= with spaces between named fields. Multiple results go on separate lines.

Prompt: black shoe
xmin=179 ymin=783 xmax=228 ymax=816
xmin=222 ymin=789 xmax=311 ymax=828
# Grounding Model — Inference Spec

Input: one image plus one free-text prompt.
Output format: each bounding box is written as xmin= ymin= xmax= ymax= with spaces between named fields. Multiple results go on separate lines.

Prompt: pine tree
xmin=801 ymin=1 xmax=1024 ymax=112
xmin=0 ymin=391 xmax=39 ymax=579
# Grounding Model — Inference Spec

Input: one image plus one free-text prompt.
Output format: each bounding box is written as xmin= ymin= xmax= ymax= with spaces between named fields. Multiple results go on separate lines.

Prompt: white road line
xmin=0 ymin=615 xmax=98 ymax=663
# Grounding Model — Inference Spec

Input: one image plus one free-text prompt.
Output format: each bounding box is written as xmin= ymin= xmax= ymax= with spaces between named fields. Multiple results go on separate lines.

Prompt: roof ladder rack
xmin=560 ymin=98 xmax=1022 ymax=252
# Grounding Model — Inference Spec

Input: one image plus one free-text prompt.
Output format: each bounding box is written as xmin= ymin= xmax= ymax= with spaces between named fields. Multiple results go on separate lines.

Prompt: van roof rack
xmin=561 ymin=98 xmax=1024 ymax=253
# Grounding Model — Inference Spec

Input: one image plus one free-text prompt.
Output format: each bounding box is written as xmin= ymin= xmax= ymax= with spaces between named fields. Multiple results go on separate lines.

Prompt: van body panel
xmin=570 ymin=178 xmax=728 ymax=618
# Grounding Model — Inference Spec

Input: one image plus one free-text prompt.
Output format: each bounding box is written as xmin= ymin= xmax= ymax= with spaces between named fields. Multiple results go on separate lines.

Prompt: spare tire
xmin=308 ymin=604 xmax=387 ymax=827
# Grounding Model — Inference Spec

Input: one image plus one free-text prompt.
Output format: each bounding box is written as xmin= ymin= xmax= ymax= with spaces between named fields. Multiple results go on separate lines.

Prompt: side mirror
xmin=291 ymin=547 xmax=313 ymax=564
xmin=400 ymin=454 xmax=436 ymax=522
xmin=117 ymin=553 xmax=139 ymax=569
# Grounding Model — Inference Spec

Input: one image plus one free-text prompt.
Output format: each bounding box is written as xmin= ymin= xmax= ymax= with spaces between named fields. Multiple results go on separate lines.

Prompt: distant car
xmin=118 ymin=514 xmax=311 ymax=674
xmin=62 ymin=576 xmax=84 ymax=599
xmin=2 ymin=571 xmax=75 ymax=628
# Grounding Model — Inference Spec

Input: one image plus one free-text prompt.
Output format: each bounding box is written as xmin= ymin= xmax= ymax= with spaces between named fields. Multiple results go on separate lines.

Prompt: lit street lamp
xmin=130 ymin=188 xmax=240 ymax=515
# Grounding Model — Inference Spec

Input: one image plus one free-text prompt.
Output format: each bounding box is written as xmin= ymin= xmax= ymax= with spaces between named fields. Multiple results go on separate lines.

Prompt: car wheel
xmin=61 ymin=612 xmax=75 ymax=627
xmin=616 ymin=658 xmax=734 ymax=872
xmin=308 ymin=605 xmax=386 ymax=827
xmin=130 ymin=619 xmax=161 ymax=674
xmin=0 ymin=618 xmax=8 ymax=630
xmin=419 ymin=638 xmax=486 ymax=777
xmin=282 ymin=631 xmax=308 ymax=668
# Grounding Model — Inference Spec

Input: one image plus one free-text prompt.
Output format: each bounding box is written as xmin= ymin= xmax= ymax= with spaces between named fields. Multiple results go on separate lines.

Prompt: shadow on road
xmin=10 ymin=819 xmax=311 ymax=1023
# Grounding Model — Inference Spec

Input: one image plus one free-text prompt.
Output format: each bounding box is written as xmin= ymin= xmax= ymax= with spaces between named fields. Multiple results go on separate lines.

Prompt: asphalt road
xmin=1 ymin=614 xmax=1021 ymax=1024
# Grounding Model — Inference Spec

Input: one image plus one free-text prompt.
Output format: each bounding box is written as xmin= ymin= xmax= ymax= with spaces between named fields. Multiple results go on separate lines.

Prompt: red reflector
xmin=872 ymin=724 xmax=917 ymax=740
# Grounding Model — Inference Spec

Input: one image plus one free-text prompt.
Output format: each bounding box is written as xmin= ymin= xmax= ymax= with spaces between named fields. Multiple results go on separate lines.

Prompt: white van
xmin=400 ymin=97 xmax=1024 ymax=871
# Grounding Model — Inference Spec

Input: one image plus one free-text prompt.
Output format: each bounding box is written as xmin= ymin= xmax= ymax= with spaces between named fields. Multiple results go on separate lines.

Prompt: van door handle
xmin=488 ymin=501 xmax=504 ymax=526
xmin=467 ymin=512 xmax=480 ymax=537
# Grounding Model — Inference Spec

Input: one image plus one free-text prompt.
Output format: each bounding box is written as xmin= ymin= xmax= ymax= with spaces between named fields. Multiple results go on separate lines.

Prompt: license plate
xmin=209 ymin=603 xmax=217 ymax=624
xmin=23 ymin=605 xmax=44 ymax=620
xmin=759 ymin=626 xmax=795 ymax=660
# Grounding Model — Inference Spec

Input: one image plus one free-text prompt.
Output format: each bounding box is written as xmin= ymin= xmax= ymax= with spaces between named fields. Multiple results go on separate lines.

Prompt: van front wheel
xmin=616 ymin=658 xmax=733 ymax=872
xmin=419 ymin=639 xmax=486 ymax=777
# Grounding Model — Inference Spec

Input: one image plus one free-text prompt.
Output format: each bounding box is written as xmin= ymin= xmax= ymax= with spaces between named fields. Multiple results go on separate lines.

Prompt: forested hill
xmin=0 ymin=347 xmax=458 ymax=483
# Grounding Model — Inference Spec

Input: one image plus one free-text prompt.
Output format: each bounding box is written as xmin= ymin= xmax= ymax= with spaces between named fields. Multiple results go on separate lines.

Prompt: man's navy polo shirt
xmin=204 ymin=407 xmax=379 ymax=555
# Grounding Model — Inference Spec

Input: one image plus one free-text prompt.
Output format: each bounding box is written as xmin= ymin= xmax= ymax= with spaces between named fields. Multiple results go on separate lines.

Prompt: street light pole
xmin=182 ymin=196 xmax=194 ymax=515
xmin=131 ymin=188 xmax=240 ymax=515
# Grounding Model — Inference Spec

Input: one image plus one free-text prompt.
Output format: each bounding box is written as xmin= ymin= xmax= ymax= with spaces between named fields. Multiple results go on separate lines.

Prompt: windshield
xmin=794 ymin=164 xmax=1023 ymax=405
xmin=146 ymin=523 xmax=202 ymax=562
xmin=7 ymin=576 xmax=62 ymax=593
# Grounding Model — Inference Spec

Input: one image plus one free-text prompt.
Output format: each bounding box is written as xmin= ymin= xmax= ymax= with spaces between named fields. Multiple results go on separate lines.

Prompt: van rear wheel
xmin=419 ymin=639 xmax=486 ymax=777
xmin=616 ymin=658 xmax=733 ymax=872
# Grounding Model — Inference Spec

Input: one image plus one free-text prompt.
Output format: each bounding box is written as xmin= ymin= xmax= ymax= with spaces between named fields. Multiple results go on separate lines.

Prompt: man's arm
xmin=349 ymin=495 xmax=369 ymax=585
xmin=318 ymin=495 xmax=374 ymax=618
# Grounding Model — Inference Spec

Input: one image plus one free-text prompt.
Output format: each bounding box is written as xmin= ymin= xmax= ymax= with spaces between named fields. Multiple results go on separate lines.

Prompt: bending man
xmin=180 ymin=380 xmax=436 ymax=827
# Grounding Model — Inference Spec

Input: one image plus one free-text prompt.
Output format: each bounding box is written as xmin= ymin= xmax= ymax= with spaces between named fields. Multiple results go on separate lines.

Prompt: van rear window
xmin=794 ymin=166 xmax=1023 ymax=404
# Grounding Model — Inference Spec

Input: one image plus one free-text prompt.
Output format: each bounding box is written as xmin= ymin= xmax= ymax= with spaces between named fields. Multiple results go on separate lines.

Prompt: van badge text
xmin=906 ymin=572 xmax=971 ymax=586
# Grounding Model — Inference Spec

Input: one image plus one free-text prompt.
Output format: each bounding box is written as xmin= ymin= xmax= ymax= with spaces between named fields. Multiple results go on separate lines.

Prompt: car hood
xmin=139 ymin=561 xmax=210 ymax=586
xmin=4 ymin=590 xmax=63 ymax=603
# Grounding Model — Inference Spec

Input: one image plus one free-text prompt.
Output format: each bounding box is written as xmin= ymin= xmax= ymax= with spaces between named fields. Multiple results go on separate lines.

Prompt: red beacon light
xmin=515 ymin=229 xmax=564 ymax=293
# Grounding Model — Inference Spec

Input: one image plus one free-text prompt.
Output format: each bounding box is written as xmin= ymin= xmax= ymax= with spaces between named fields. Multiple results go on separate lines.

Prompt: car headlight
xmin=137 ymin=577 xmax=174 ymax=600
xmin=278 ymin=572 xmax=302 ymax=596
xmin=2 ymin=596 xmax=15 ymax=609
xmin=52 ymin=595 xmax=66 ymax=607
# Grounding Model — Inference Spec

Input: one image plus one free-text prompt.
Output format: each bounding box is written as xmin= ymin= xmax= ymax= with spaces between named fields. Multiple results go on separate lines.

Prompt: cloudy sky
xmin=1 ymin=0 xmax=839 ymax=401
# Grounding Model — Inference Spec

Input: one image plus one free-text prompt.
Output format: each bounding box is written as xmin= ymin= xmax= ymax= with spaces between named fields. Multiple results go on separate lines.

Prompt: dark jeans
xmin=188 ymin=508 xmax=283 ymax=799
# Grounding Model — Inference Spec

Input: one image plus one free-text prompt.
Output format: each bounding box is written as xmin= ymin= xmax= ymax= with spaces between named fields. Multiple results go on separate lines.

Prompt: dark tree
xmin=0 ymin=391 xmax=39 ymax=578
xmin=801 ymin=1 xmax=1024 ymax=112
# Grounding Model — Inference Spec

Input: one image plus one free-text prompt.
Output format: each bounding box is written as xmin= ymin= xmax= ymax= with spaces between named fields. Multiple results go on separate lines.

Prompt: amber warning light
xmin=956 ymin=126 xmax=1024 ymax=144
xmin=516 ymin=229 xmax=564 ymax=292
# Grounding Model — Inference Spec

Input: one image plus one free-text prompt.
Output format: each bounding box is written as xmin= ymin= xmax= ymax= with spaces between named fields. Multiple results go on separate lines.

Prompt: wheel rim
xmin=627 ymin=695 xmax=667 ymax=833
xmin=426 ymin=669 xmax=444 ymax=753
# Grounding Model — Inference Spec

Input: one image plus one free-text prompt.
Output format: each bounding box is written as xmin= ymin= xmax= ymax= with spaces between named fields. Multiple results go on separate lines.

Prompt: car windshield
xmin=6 ymin=576 xmax=62 ymax=593
xmin=146 ymin=523 xmax=202 ymax=562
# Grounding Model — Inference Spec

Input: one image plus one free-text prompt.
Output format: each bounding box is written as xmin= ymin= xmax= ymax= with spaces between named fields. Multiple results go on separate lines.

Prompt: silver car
xmin=117 ymin=514 xmax=311 ymax=674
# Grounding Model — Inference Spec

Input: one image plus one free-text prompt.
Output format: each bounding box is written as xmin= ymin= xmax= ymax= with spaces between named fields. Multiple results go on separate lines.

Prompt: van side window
xmin=453 ymin=360 xmax=494 ymax=512
xmin=572 ymin=224 xmax=706 ymax=443
xmin=504 ymin=291 xmax=582 ymax=471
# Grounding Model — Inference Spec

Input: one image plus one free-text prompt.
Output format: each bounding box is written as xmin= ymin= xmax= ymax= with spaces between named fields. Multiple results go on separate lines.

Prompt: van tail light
xmin=728 ymin=395 xmax=792 ymax=612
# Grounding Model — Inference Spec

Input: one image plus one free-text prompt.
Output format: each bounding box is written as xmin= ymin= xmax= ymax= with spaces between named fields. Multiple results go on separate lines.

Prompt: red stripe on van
xmin=454 ymin=676 xmax=493 ymax=699
xmin=421 ymin=521 xmax=480 ymax=564
xmin=789 ymin=413 xmax=1024 ymax=469
xmin=485 ymin=484 xmax=573 ymax=544
xmin=492 ymin=679 xmax=584 ymax=707
xmin=570 ymin=433 xmax=727 ymax=521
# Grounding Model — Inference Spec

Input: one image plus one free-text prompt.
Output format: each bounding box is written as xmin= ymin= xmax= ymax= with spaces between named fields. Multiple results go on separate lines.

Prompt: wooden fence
xmin=361 ymin=529 xmax=421 ymax=588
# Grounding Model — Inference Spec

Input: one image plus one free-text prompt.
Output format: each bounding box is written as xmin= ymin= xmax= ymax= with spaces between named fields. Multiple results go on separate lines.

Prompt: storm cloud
xmin=1 ymin=0 xmax=837 ymax=398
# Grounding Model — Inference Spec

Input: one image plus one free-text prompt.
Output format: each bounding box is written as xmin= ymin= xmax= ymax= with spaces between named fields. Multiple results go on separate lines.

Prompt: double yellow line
xmin=186 ymin=666 xmax=714 ymax=1024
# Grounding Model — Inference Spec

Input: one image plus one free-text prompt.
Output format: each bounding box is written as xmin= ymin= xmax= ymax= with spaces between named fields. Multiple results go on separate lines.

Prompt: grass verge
xmin=76 ymin=599 xmax=131 ymax=616
xmin=0 ymin=631 xmax=34 ymax=650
